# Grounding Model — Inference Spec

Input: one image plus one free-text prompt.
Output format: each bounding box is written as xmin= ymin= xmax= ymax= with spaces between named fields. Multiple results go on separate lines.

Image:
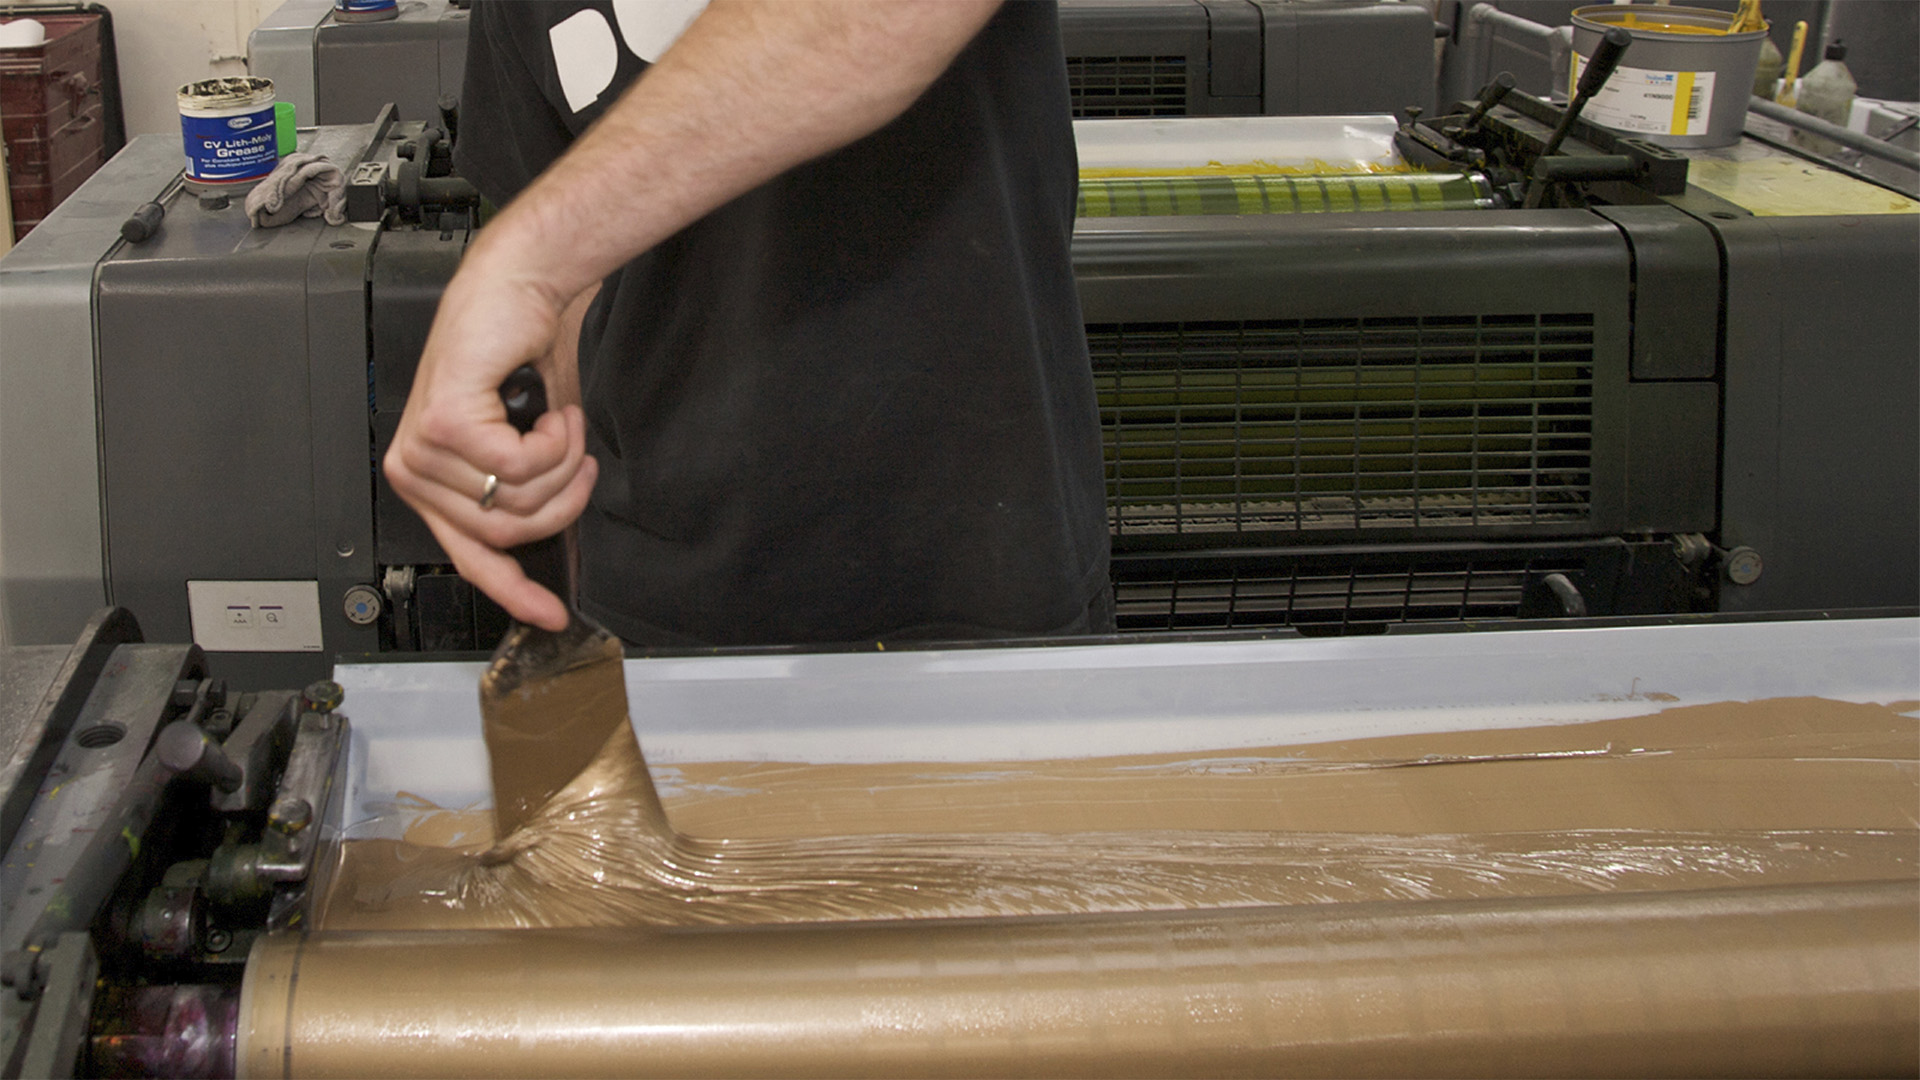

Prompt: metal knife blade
xmin=477 ymin=365 xmax=631 ymax=840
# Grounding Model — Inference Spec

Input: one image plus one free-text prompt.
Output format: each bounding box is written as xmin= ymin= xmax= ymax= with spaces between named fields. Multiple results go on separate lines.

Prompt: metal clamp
xmin=205 ymin=690 xmax=348 ymax=909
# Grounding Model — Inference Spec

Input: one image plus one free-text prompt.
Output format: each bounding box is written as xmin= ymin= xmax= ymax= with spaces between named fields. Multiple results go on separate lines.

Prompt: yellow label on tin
xmin=1669 ymin=71 xmax=1698 ymax=134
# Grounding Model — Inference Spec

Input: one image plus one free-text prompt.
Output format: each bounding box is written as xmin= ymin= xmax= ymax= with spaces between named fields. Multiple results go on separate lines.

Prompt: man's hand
xmin=382 ymin=268 xmax=599 ymax=632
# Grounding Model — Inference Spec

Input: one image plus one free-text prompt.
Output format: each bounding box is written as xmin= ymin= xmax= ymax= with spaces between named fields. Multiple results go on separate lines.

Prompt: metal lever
xmin=1573 ymin=27 xmax=1633 ymax=103
xmin=437 ymin=93 xmax=460 ymax=150
xmin=1462 ymin=71 xmax=1516 ymax=132
xmin=1524 ymin=26 xmax=1632 ymax=208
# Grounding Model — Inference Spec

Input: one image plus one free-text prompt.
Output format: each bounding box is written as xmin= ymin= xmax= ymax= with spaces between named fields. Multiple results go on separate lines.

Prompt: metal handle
xmin=498 ymin=365 xmax=570 ymax=609
xmin=1575 ymin=27 xmax=1632 ymax=100
xmin=121 ymin=201 xmax=164 ymax=244
xmin=1524 ymin=26 xmax=1632 ymax=207
xmin=1464 ymin=71 xmax=1516 ymax=130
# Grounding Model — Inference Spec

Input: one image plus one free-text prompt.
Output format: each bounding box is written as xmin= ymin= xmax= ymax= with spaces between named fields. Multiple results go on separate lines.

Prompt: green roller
xmin=1077 ymin=172 xmax=1493 ymax=217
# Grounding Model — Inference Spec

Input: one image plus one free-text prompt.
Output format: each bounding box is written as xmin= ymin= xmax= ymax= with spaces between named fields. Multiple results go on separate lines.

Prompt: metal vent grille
xmin=1067 ymin=55 xmax=1188 ymax=117
xmin=1114 ymin=555 xmax=1585 ymax=633
xmin=1090 ymin=315 xmax=1597 ymax=537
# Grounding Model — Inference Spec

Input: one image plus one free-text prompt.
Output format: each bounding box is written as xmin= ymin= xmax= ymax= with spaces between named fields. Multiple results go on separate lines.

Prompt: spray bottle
xmin=1792 ymin=41 xmax=1857 ymax=156
xmin=1751 ymin=35 xmax=1783 ymax=98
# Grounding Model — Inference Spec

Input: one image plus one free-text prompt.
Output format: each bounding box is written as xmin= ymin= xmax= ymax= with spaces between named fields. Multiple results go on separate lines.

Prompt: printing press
xmin=2 ymin=58 xmax=1918 ymax=1078
xmin=3 ymin=72 xmax=1915 ymax=680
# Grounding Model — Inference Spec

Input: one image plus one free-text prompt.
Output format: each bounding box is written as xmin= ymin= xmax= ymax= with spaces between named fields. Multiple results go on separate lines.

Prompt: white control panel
xmin=186 ymin=580 xmax=326 ymax=652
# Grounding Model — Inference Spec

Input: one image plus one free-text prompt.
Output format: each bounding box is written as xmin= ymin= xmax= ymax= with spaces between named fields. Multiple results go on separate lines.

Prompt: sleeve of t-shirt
xmin=453 ymin=3 xmax=576 ymax=208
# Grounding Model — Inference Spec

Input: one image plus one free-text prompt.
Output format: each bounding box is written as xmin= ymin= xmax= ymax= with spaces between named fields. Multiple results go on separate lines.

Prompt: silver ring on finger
xmin=479 ymin=473 xmax=500 ymax=510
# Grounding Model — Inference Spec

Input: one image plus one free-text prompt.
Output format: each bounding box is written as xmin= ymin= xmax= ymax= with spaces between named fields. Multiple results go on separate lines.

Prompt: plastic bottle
xmin=1791 ymin=41 xmax=1857 ymax=157
xmin=1751 ymin=35 xmax=1784 ymax=99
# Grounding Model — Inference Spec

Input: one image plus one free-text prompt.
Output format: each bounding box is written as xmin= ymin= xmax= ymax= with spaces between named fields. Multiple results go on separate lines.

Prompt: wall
xmin=9 ymin=0 xmax=282 ymax=136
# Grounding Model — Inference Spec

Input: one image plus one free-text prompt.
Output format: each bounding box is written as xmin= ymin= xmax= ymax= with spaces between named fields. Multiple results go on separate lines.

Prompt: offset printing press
xmin=1 ymin=75 xmax=1915 ymax=684
xmin=2 ymin=10 xmax=1917 ymax=1066
xmin=1082 ymin=77 xmax=1920 ymax=635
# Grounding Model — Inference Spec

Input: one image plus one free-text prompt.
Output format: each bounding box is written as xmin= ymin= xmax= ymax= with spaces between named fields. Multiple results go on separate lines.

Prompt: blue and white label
xmin=1571 ymin=55 xmax=1715 ymax=137
xmin=335 ymin=0 xmax=398 ymax=12
xmin=182 ymin=106 xmax=279 ymax=182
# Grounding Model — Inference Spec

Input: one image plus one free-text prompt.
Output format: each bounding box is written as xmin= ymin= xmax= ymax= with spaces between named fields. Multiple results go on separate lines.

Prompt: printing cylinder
xmin=236 ymin=881 xmax=1918 ymax=1078
xmin=1075 ymin=172 xmax=1495 ymax=216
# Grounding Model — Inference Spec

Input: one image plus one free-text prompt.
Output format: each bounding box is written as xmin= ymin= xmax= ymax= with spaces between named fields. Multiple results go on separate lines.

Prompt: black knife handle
xmin=498 ymin=364 xmax=570 ymax=607
xmin=500 ymin=364 xmax=549 ymax=435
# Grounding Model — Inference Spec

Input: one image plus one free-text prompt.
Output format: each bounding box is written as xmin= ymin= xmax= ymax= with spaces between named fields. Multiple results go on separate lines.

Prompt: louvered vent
xmin=1090 ymin=315 xmax=1597 ymax=537
xmin=1067 ymin=55 xmax=1188 ymax=117
xmin=1113 ymin=555 xmax=1585 ymax=633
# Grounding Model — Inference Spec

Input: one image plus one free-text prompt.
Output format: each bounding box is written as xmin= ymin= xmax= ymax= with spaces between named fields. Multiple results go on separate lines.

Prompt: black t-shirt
xmin=456 ymin=0 xmax=1109 ymax=646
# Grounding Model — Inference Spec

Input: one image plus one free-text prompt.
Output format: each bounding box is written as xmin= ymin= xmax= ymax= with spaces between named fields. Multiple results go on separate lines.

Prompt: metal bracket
xmin=345 ymin=161 xmax=389 ymax=223
xmin=0 ymin=608 xmax=142 ymax=856
xmin=7 ymin=933 xmax=96 ymax=1080
xmin=206 ymin=702 xmax=348 ymax=924
xmin=208 ymin=693 xmax=299 ymax=816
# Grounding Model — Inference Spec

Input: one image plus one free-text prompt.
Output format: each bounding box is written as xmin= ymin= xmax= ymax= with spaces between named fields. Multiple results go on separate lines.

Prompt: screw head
xmin=269 ymin=797 xmax=313 ymax=835
xmin=302 ymin=680 xmax=345 ymax=714
xmin=205 ymin=929 xmax=233 ymax=953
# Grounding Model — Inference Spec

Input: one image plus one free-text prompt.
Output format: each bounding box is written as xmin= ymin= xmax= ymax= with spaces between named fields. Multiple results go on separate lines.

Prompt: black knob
xmin=120 ymin=201 xmax=164 ymax=243
xmin=156 ymin=722 xmax=243 ymax=792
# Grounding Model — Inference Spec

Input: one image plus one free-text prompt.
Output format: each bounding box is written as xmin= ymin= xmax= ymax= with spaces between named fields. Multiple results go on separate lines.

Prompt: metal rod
xmin=1746 ymin=95 xmax=1920 ymax=169
xmin=1459 ymin=4 xmax=1560 ymax=103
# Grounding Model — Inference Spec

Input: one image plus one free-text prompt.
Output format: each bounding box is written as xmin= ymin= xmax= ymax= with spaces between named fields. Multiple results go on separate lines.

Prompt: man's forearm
xmin=462 ymin=0 xmax=1001 ymax=306
xmin=545 ymin=283 xmax=600 ymax=409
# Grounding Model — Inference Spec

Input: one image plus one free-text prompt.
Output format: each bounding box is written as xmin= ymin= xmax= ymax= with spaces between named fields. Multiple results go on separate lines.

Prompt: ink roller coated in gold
xmin=237 ymin=880 xmax=1918 ymax=1079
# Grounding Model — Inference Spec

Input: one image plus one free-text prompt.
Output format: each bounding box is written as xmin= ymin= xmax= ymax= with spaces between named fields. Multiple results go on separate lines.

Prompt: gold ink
xmin=320 ymin=697 xmax=1919 ymax=931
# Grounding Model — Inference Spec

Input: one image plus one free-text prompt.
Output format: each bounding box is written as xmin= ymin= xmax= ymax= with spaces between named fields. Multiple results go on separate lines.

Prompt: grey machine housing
xmin=247 ymin=0 xmax=1444 ymax=126
xmin=0 ymin=117 xmax=467 ymax=685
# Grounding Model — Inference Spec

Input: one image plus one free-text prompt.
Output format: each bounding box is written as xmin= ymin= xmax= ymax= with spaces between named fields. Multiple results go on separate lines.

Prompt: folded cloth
xmin=244 ymin=152 xmax=347 ymax=228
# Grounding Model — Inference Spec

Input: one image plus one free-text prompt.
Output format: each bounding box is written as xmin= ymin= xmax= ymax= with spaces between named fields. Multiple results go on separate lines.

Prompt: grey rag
xmin=245 ymin=152 xmax=347 ymax=228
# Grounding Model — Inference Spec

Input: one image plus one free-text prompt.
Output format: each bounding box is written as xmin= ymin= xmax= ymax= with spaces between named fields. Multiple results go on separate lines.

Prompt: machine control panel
xmin=185 ymin=581 xmax=324 ymax=653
